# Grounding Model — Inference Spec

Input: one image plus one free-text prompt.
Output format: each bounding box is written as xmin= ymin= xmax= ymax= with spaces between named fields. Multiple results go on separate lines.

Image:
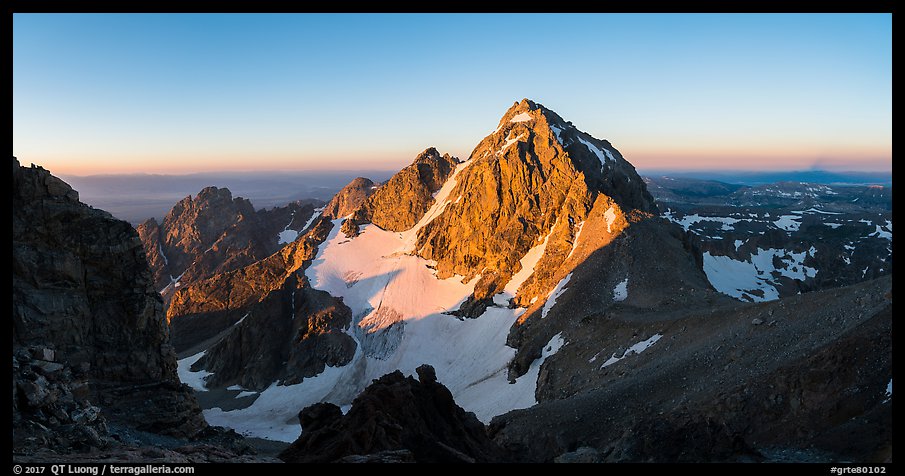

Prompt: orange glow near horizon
xmin=27 ymin=144 xmax=891 ymax=177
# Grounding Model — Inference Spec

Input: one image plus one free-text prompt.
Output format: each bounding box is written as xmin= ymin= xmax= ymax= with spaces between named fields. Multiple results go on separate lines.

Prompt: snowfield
xmin=202 ymin=160 xmax=569 ymax=442
xmin=703 ymin=247 xmax=818 ymax=302
xmin=177 ymin=352 xmax=211 ymax=392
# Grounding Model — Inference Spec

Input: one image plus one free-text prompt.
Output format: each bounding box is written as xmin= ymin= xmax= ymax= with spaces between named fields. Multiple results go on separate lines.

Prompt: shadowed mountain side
xmin=194 ymin=270 xmax=402 ymax=391
xmin=505 ymin=211 xmax=732 ymax=381
xmin=167 ymin=217 xmax=334 ymax=352
xmin=489 ymin=276 xmax=892 ymax=463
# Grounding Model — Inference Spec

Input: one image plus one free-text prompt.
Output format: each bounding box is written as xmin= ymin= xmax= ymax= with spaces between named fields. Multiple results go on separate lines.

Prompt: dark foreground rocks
xmin=279 ymin=365 xmax=507 ymax=463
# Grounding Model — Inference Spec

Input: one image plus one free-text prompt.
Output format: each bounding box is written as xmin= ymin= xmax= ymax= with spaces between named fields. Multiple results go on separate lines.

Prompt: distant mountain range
xmin=640 ymin=169 xmax=891 ymax=186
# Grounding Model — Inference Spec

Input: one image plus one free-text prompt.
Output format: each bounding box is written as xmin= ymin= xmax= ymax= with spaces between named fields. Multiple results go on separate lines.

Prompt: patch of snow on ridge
xmin=662 ymin=210 xmax=748 ymax=232
xmin=509 ymin=112 xmax=533 ymax=123
xmin=868 ymin=225 xmax=892 ymax=241
xmin=601 ymin=334 xmax=662 ymax=368
xmin=177 ymin=351 xmax=211 ymax=392
xmin=703 ymin=252 xmax=779 ymax=302
xmin=773 ymin=215 xmax=802 ymax=232
xmin=703 ymin=248 xmax=817 ymax=302
xmin=277 ymin=210 xmax=298 ymax=245
xmin=498 ymin=132 xmax=526 ymax=155
xmin=613 ymin=278 xmax=628 ymax=302
xmin=549 ymin=124 xmax=565 ymax=144
xmin=604 ymin=206 xmax=617 ymax=233
xmin=578 ymin=136 xmax=613 ymax=167
xmin=277 ymin=230 xmax=298 ymax=245
xmin=791 ymin=207 xmax=841 ymax=215
xmin=158 ymin=244 xmax=168 ymax=266
xmin=493 ymin=229 xmax=553 ymax=306
xmin=566 ymin=221 xmax=584 ymax=259
xmin=541 ymin=273 xmax=572 ymax=319
xmin=301 ymin=206 xmax=326 ymax=232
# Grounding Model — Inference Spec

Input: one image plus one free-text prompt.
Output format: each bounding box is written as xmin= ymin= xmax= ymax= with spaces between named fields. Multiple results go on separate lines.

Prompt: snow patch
xmin=277 ymin=229 xmax=298 ymax=245
xmin=233 ymin=313 xmax=249 ymax=327
xmin=601 ymin=334 xmax=662 ymax=368
xmin=577 ymin=136 xmax=614 ymax=167
xmin=493 ymin=229 xmax=553 ymax=306
xmin=509 ymin=112 xmax=533 ymax=123
xmin=498 ymin=132 xmax=526 ymax=155
xmin=301 ymin=206 xmax=325 ymax=232
xmin=824 ymin=223 xmax=842 ymax=229
xmin=177 ymin=352 xmax=211 ymax=392
xmin=612 ymin=278 xmax=628 ymax=302
xmin=236 ymin=391 xmax=257 ymax=399
xmin=703 ymin=248 xmax=817 ymax=302
xmin=604 ymin=206 xmax=617 ymax=233
xmin=566 ymin=221 xmax=584 ymax=259
xmin=158 ymin=244 xmax=168 ymax=266
xmin=773 ymin=215 xmax=802 ymax=232
xmin=791 ymin=208 xmax=841 ymax=215
xmin=549 ymin=124 xmax=565 ymax=144
xmin=541 ymin=273 xmax=572 ymax=319
xmin=868 ymin=225 xmax=892 ymax=241
xmin=662 ymin=210 xmax=748 ymax=232
xmin=734 ymin=240 xmax=744 ymax=251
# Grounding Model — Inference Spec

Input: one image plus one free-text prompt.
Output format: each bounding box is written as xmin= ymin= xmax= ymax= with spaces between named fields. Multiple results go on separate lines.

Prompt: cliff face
xmin=12 ymin=158 xmax=206 ymax=452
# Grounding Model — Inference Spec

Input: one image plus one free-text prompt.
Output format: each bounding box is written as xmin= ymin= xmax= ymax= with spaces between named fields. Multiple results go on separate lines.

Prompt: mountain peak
xmin=347 ymin=147 xmax=459 ymax=233
xmin=413 ymin=99 xmax=657 ymax=315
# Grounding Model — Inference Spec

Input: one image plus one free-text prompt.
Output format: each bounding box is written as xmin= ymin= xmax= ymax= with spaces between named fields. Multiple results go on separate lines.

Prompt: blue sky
xmin=13 ymin=13 xmax=891 ymax=174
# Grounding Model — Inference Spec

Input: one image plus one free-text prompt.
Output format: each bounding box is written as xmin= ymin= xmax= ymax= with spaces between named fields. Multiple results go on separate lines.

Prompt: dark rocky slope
xmin=490 ymin=275 xmax=892 ymax=463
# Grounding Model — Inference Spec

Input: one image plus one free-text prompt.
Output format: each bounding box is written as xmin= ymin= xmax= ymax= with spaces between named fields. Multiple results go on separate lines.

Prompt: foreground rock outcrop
xmin=279 ymin=365 xmax=507 ymax=463
xmin=12 ymin=159 xmax=251 ymax=460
